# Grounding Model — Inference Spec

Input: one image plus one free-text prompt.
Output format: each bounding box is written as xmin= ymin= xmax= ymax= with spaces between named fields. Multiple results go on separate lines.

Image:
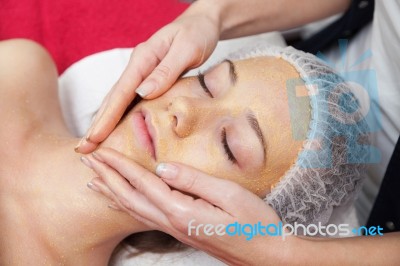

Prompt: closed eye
xmin=197 ymin=72 xmax=214 ymax=98
xmin=221 ymin=128 xmax=237 ymax=164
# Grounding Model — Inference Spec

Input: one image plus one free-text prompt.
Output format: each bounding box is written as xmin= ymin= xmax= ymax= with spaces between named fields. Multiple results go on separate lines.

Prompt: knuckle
xmin=152 ymin=64 xmax=171 ymax=81
xmin=128 ymin=168 xmax=152 ymax=194
xmin=181 ymin=174 xmax=198 ymax=192
xmin=173 ymin=218 xmax=189 ymax=233
xmin=223 ymin=182 xmax=242 ymax=201
xmin=132 ymin=45 xmax=152 ymax=63
xmin=184 ymin=44 xmax=205 ymax=68
xmin=119 ymin=197 xmax=133 ymax=211
xmin=134 ymin=42 xmax=144 ymax=50
xmin=128 ymin=177 xmax=141 ymax=191
xmin=132 ymin=42 xmax=147 ymax=55
xmin=168 ymin=208 xmax=190 ymax=231
xmin=112 ymin=76 xmax=135 ymax=99
xmin=115 ymin=80 xmax=133 ymax=97
xmin=165 ymin=203 xmax=179 ymax=217
xmin=164 ymin=197 xmax=186 ymax=217
xmin=130 ymin=174 xmax=145 ymax=193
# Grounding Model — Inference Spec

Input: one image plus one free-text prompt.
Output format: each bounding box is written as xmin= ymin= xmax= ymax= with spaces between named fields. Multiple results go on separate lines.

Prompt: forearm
xmin=183 ymin=0 xmax=351 ymax=39
xmin=293 ymin=232 xmax=400 ymax=265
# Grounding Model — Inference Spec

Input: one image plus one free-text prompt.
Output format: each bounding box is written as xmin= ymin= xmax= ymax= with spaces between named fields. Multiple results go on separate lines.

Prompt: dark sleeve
xmin=293 ymin=0 xmax=375 ymax=54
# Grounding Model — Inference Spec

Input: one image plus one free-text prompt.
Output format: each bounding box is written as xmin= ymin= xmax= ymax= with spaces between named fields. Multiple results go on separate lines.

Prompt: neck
xmin=27 ymin=136 xmax=148 ymax=264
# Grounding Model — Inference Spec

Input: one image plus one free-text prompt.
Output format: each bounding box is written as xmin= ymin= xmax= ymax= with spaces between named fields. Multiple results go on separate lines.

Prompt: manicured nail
xmin=87 ymin=181 xmax=100 ymax=192
xmin=108 ymin=203 xmax=120 ymax=210
xmin=136 ymin=82 xmax=155 ymax=98
xmin=92 ymin=152 xmax=103 ymax=162
xmin=74 ymin=138 xmax=84 ymax=152
xmin=80 ymin=156 xmax=92 ymax=169
xmin=156 ymin=163 xmax=178 ymax=179
xmin=85 ymin=127 xmax=94 ymax=142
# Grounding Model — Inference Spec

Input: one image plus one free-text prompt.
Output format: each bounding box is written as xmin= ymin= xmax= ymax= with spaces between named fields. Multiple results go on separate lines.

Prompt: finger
xmin=83 ymin=153 xmax=169 ymax=226
xmin=74 ymin=92 xmax=112 ymax=153
xmin=81 ymin=43 xmax=165 ymax=147
xmin=91 ymin=148 xmax=238 ymax=239
xmin=90 ymin=177 xmax=139 ymax=217
xmin=91 ymin=177 xmax=163 ymax=229
xmin=92 ymin=148 xmax=233 ymax=224
xmin=74 ymin=137 xmax=98 ymax=154
xmin=87 ymin=176 xmax=117 ymax=202
xmin=90 ymin=177 xmax=131 ymax=213
xmin=135 ymin=42 xmax=200 ymax=99
xmin=92 ymin=148 xmax=228 ymax=221
xmin=155 ymin=162 xmax=260 ymax=215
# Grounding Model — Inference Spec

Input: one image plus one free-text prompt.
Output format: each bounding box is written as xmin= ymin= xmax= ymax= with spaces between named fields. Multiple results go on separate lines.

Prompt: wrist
xmin=268 ymin=235 xmax=310 ymax=265
xmin=193 ymin=0 xmax=280 ymax=40
xmin=199 ymin=0 xmax=229 ymax=37
xmin=196 ymin=0 xmax=241 ymax=39
xmin=180 ymin=0 xmax=225 ymax=36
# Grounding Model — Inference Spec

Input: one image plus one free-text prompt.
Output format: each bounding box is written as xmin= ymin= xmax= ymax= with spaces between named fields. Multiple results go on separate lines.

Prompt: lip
xmin=131 ymin=111 xmax=156 ymax=159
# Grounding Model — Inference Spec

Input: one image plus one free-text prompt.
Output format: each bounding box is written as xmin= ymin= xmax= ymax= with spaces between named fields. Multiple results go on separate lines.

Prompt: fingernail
xmin=108 ymin=203 xmax=120 ymax=210
xmin=87 ymin=181 xmax=100 ymax=192
xmin=85 ymin=127 xmax=94 ymax=142
xmin=74 ymin=138 xmax=84 ymax=153
xmin=80 ymin=156 xmax=92 ymax=169
xmin=156 ymin=163 xmax=178 ymax=179
xmin=136 ymin=82 xmax=155 ymax=98
xmin=92 ymin=152 xmax=103 ymax=162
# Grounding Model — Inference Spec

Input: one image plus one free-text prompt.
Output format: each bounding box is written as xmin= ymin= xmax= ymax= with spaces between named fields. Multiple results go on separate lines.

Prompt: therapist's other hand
xmin=83 ymin=148 xmax=294 ymax=265
xmin=76 ymin=4 xmax=220 ymax=154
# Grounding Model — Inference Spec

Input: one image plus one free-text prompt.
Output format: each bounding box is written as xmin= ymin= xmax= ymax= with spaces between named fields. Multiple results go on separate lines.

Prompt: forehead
xmin=228 ymin=56 xmax=301 ymax=110
xmin=231 ymin=56 xmax=306 ymax=183
xmin=234 ymin=56 xmax=299 ymax=83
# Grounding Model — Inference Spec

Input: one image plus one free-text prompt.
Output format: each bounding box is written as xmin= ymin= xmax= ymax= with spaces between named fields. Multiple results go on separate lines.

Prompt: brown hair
xmin=110 ymin=231 xmax=187 ymax=261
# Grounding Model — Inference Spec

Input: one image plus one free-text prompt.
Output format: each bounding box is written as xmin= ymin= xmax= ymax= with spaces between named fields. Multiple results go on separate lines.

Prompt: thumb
xmin=155 ymin=162 xmax=253 ymax=214
xmin=136 ymin=44 xmax=206 ymax=99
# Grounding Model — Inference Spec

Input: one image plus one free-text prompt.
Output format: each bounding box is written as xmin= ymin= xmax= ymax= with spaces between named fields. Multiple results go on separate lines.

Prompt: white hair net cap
xmin=226 ymin=45 xmax=370 ymax=225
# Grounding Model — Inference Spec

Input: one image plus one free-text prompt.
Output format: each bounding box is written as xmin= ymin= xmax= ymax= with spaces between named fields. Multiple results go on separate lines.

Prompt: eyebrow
xmin=246 ymin=111 xmax=266 ymax=163
xmin=223 ymin=59 xmax=237 ymax=86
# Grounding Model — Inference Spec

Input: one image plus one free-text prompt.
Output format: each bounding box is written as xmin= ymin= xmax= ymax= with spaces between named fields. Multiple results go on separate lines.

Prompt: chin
xmin=131 ymin=152 xmax=157 ymax=174
xmin=100 ymin=127 xmax=157 ymax=174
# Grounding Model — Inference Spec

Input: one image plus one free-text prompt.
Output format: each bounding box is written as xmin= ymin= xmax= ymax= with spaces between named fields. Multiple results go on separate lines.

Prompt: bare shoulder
xmin=0 ymin=39 xmax=69 ymax=154
xmin=0 ymin=40 xmax=74 ymax=264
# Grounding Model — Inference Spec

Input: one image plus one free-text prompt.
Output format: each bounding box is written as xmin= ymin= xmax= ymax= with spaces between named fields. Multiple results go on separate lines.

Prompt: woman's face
xmin=102 ymin=56 xmax=308 ymax=196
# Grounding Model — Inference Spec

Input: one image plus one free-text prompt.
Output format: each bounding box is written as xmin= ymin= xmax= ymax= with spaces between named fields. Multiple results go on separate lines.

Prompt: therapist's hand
xmin=75 ymin=3 xmax=220 ymax=154
xmin=83 ymin=148 xmax=295 ymax=265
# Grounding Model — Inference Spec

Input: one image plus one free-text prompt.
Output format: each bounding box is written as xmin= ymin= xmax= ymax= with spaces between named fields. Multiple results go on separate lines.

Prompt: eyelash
xmin=221 ymin=128 xmax=237 ymax=164
xmin=197 ymin=72 xmax=234 ymax=164
xmin=197 ymin=72 xmax=214 ymax=98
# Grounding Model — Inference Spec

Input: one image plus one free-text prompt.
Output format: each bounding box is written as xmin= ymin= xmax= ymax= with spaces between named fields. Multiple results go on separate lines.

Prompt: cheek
xmin=156 ymin=132 xmax=241 ymax=180
xmin=222 ymin=163 xmax=273 ymax=198
xmin=155 ymin=130 xmax=272 ymax=197
xmin=162 ymin=78 xmax=198 ymax=98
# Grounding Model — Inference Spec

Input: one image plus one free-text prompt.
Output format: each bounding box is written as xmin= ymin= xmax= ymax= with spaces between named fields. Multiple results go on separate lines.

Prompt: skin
xmin=0 ymin=39 xmax=306 ymax=264
xmin=74 ymin=0 xmax=400 ymax=264
xmin=0 ymin=39 xmax=147 ymax=265
xmin=88 ymin=149 xmax=400 ymax=265
xmin=77 ymin=0 xmax=351 ymax=152
xmin=102 ymin=56 xmax=307 ymax=196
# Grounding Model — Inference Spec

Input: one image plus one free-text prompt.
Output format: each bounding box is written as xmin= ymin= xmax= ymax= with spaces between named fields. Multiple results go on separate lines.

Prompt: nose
xmin=168 ymin=96 xmax=213 ymax=138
